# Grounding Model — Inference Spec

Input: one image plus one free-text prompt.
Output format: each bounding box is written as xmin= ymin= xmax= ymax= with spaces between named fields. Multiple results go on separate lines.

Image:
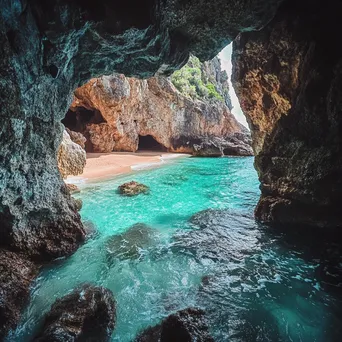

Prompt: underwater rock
xmin=0 ymin=250 xmax=38 ymax=339
xmin=118 ymin=181 xmax=150 ymax=196
xmin=66 ymin=183 xmax=80 ymax=194
xmin=57 ymin=130 xmax=86 ymax=179
xmin=65 ymin=58 xmax=252 ymax=156
xmin=34 ymin=284 xmax=116 ymax=342
xmin=173 ymin=209 xmax=259 ymax=262
xmin=83 ymin=220 xmax=98 ymax=240
xmin=106 ymin=223 xmax=157 ymax=261
xmin=135 ymin=308 xmax=214 ymax=342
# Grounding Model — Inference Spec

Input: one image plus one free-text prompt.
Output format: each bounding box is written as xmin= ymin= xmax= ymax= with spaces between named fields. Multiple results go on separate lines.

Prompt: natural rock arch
xmin=1 ymin=0 xmax=341 ymax=262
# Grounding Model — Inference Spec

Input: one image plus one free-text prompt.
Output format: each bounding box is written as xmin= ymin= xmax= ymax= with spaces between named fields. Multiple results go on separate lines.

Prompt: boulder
xmin=117 ymin=181 xmax=150 ymax=196
xmin=135 ymin=308 xmax=214 ymax=342
xmin=65 ymin=128 xmax=87 ymax=149
xmin=57 ymin=130 xmax=86 ymax=179
xmin=34 ymin=284 xmax=116 ymax=342
xmin=0 ymin=250 xmax=38 ymax=340
xmin=106 ymin=223 xmax=157 ymax=261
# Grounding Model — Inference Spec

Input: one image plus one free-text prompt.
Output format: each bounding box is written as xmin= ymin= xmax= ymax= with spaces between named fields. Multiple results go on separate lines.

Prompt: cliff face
xmin=232 ymin=0 xmax=342 ymax=228
xmin=64 ymin=57 xmax=252 ymax=156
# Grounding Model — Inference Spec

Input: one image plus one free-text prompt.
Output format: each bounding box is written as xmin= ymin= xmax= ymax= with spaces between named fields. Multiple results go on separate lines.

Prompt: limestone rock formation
xmin=232 ymin=0 xmax=342 ymax=228
xmin=66 ymin=128 xmax=87 ymax=149
xmin=0 ymin=0 xmax=279 ymax=262
xmin=0 ymin=250 xmax=38 ymax=339
xmin=135 ymin=308 xmax=214 ymax=342
xmin=64 ymin=57 xmax=252 ymax=156
xmin=57 ymin=130 xmax=86 ymax=179
xmin=117 ymin=181 xmax=150 ymax=196
xmin=34 ymin=284 xmax=116 ymax=342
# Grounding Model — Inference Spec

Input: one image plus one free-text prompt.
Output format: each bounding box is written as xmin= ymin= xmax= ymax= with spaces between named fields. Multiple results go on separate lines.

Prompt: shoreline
xmin=66 ymin=151 xmax=191 ymax=184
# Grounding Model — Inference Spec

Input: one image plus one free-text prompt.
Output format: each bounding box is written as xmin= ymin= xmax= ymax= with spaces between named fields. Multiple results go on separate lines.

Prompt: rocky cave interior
xmin=137 ymin=135 xmax=168 ymax=152
xmin=1 ymin=0 xmax=342 ymax=340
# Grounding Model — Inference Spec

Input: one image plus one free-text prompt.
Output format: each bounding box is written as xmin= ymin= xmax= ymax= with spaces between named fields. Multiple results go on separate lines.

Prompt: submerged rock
xmin=106 ymin=223 xmax=157 ymax=261
xmin=135 ymin=308 xmax=214 ymax=342
xmin=118 ymin=181 xmax=150 ymax=196
xmin=173 ymin=209 xmax=259 ymax=262
xmin=34 ymin=284 xmax=116 ymax=342
xmin=0 ymin=250 xmax=38 ymax=340
xmin=83 ymin=220 xmax=98 ymax=240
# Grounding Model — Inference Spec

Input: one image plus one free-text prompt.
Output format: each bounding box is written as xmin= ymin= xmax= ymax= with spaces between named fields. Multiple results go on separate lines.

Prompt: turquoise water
xmin=13 ymin=157 xmax=342 ymax=341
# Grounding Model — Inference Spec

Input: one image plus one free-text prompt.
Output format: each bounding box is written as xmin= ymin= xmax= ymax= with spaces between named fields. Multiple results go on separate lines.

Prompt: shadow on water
xmin=171 ymin=208 xmax=342 ymax=341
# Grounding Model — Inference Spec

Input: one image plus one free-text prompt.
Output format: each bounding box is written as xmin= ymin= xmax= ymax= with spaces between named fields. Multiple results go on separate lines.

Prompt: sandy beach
xmin=66 ymin=151 xmax=190 ymax=183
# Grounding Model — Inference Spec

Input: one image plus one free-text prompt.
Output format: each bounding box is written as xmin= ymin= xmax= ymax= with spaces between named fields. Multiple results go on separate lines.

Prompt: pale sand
xmin=66 ymin=151 xmax=191 ymax=183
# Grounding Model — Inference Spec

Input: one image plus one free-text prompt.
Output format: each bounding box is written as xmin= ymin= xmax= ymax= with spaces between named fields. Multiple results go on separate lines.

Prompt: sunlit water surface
xmin=13 ymin=157 xmax=342 ymax=341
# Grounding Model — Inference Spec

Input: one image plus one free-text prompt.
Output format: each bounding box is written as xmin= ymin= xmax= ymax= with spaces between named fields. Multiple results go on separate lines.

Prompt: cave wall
xmin=232 ymin=0 xmax=342 ymax=228
xmin=0 ymin=0 xmax=281 ymax=262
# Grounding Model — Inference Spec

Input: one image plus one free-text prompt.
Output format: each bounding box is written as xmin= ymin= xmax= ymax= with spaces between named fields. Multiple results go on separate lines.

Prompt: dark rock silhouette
xmin=34 ymin=284 xmax=116 ymax=342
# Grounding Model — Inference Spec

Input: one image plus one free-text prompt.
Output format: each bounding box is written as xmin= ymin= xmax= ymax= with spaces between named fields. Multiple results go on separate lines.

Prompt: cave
xmin=1 ymin=0 xmax=342 ymax=338
xmin=62 ymin=107 xmax=106 ymax=132
xmin=138 ymin=135 xmax=167 ymax=152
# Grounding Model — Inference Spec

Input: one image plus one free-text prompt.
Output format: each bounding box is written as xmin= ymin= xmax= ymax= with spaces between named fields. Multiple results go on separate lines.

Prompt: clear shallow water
xmin=13 ymin=157 xmax=342 ymax=341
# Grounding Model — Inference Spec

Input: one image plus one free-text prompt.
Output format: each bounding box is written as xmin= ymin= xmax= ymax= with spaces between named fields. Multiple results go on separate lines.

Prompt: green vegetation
xmin=171 ymin=56 xmax=224 ymax=102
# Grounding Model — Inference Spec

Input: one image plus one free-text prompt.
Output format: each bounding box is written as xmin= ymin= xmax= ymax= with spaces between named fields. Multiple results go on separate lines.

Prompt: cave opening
xmin=138 ymin=135 xmax=167 ymax=152
xmin=62 ymin=106 xmax=106 ymax=132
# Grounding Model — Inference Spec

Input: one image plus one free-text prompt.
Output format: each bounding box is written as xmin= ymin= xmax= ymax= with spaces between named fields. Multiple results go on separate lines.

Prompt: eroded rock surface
xmin=0 ymin=250 xmax=38 ymax=339
xmin=34 ymin=284 xmax=116 ymax=342
xmin=232 ymin=0 xmax=342 ymax=228
xmin=65 ymin=57 xmax=252 ymax=156
xmin=0 ymin=0 xmax=280 ymax=260
xmin=118 ymin=181 xmax=150 ymax=196
xmin=135 ymin=308 xmax=214 ymax=342
xmin=57 ymin=130 xmax=86 ymax=179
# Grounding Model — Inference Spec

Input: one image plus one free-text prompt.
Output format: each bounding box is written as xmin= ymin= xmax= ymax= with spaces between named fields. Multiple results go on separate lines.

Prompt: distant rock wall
xmin=64 ymin=58 xmax=253 ymax=156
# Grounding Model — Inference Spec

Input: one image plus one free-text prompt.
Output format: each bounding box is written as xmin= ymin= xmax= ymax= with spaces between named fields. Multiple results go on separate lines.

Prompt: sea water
xmin=13 ymin=157 xmax=342 ymax=341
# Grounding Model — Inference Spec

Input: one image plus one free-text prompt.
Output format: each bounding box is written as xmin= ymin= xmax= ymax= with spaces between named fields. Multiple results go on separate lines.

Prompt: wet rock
xmin=106 ymin=223 xmax=157 ymax=261
xmin=135 ymin=308 xmax=214 ymax=342
xmin=34 ymin=284 xmax=116 ymax=342
xmin=0 ymin=250 xmax=38 ymax=340
xmin=173 ymin=209 xmax=259 ymax=262
xmin=232 ymin=0 xmax=342 ymax=228
xmin=66 ymin=184 xmax=80 ymax=194
xmin=118 ymin=181 xmax=150 ymax=196
xmin=74 ymin=198 xmax=83 ymax=212
xmin=193 ymin=134 xmax=253 ymax=157
xmin=83 ymin=220 xmax=98 ymax=240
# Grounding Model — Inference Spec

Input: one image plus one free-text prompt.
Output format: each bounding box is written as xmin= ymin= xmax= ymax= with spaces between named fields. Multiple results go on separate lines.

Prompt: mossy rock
xmin=74 ymin=198 xmax=83 ymax=211
xmin=117 ymin=181 xmax=149 ymax=196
